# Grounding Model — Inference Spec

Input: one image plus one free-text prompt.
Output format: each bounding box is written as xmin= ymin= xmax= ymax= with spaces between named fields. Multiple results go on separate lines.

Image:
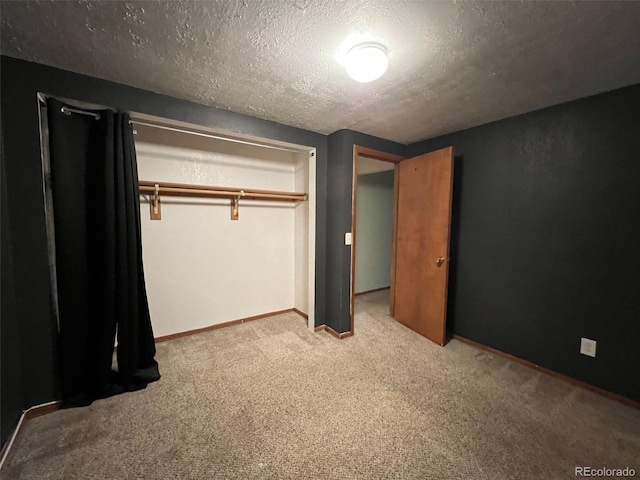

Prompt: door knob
xmin=436 ymin=256 xmax=445 ymax=267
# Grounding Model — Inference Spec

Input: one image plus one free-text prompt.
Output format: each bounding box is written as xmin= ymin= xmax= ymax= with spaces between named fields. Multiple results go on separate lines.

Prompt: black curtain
xmin=47 ymin=98 xmax=160 ymax=407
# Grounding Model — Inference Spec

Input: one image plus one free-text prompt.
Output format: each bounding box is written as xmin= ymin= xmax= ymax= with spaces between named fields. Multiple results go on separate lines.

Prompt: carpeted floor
xmin=2 ymin=290 xmax=639 ymax=479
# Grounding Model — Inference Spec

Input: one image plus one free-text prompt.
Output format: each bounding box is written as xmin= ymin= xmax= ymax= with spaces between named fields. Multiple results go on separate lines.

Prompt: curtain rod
xmin=130 ymin=120 xmax=307 ymax=155
xmin=61 ymin=106 xmax=101 ymax=120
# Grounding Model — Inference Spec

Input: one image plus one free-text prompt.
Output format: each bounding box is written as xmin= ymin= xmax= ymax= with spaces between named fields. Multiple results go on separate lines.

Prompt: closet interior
xmin=131 ymin=115 xmax=316 ymax=338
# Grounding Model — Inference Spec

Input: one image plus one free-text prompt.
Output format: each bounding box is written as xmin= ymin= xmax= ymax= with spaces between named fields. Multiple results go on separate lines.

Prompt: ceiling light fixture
xmin=344 ymin=42 xmax=389 ymax=83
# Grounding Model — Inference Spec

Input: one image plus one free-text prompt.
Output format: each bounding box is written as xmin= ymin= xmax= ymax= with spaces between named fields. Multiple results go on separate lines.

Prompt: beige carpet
xmin=2 ymin=290 xmax=639 ymax=479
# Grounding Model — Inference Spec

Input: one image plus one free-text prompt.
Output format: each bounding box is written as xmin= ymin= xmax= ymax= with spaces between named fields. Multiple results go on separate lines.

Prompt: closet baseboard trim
xmin=450 ymin=334 xmax=640 ymax=410
xmin=355 ymin=286 xmax=390 ymax=296
xmin=292 ymin=308 xmax=308 ymax=320
xmin=314 ymin=325 xmax=326 ymax=333
xmin=154 ymin=308 xmax=296 ymax=343
xmin=0 ymin=401 xmax=61 ymax=469
xmin=324 ymin=326 xmax=354 ymax=339
xmin=23 ymin=402 xmax=60 ymax=420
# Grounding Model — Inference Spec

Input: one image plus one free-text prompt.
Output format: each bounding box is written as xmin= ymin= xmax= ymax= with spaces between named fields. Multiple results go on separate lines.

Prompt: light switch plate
xmin=580 ymin=337 xmax=596 ymax=357
xmin=345 ymin=232 xmax=352 ymax=245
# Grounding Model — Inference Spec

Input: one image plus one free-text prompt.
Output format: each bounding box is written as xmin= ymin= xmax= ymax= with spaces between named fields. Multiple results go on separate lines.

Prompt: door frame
xmin=349 ymin=145 xmax=404 ymax=334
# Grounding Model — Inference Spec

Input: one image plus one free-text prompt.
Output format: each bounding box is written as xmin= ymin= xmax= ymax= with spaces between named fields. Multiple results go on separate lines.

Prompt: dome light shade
xmin=344 ymin=42 xmax=388 ymax=83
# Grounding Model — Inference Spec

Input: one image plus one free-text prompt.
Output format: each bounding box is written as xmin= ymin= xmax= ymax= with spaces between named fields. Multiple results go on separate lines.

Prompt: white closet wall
xmin=135 ymin=126 xmax=310 ymax=338
xmin=294 ymin=156 xmax=309 ymax=314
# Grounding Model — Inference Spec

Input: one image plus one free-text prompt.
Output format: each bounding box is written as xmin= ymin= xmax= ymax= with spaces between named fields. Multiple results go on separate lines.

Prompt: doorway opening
xmin=128 ymin=112 xmax=317 ymax=337
xmin=349 ymin=145 xmax=455 ymax=345
xmin=349 ymin=146 xmax=403 ymax=334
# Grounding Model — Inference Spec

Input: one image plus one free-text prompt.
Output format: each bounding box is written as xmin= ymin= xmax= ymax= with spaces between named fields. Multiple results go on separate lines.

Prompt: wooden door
xmin=391 ymin=147 xmax=454 ymax=345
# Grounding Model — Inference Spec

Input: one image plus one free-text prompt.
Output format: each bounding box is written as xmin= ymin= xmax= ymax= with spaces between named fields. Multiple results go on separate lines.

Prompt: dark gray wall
xmin=1 ymin=124 xmax=24 ymax=445
xmin=326 ymin=130 xmax=405 ymax=333
xmin=408 ymin=84 xmax=640 ymax=401
xmin=0 ymin=56 xmax=328 ymax=445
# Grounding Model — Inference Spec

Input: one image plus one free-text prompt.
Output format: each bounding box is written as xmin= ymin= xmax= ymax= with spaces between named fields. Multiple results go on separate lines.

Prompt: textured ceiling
xmin=2 ymin=1 xmax=640 ymax=144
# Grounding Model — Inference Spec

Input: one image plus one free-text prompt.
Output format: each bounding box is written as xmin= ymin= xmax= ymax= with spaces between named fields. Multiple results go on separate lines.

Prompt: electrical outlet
xmin=580 ymin=337 xmax=596 ymax=358
xmin=345 ymin=232 xmax=352 ymax=245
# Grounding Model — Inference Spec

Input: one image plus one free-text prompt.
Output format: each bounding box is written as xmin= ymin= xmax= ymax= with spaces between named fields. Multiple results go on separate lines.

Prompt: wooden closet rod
xmin=138 ymin=180 xmax=306 ymax=201
xmin=138 ymin=180 xmax=307 ymax=221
